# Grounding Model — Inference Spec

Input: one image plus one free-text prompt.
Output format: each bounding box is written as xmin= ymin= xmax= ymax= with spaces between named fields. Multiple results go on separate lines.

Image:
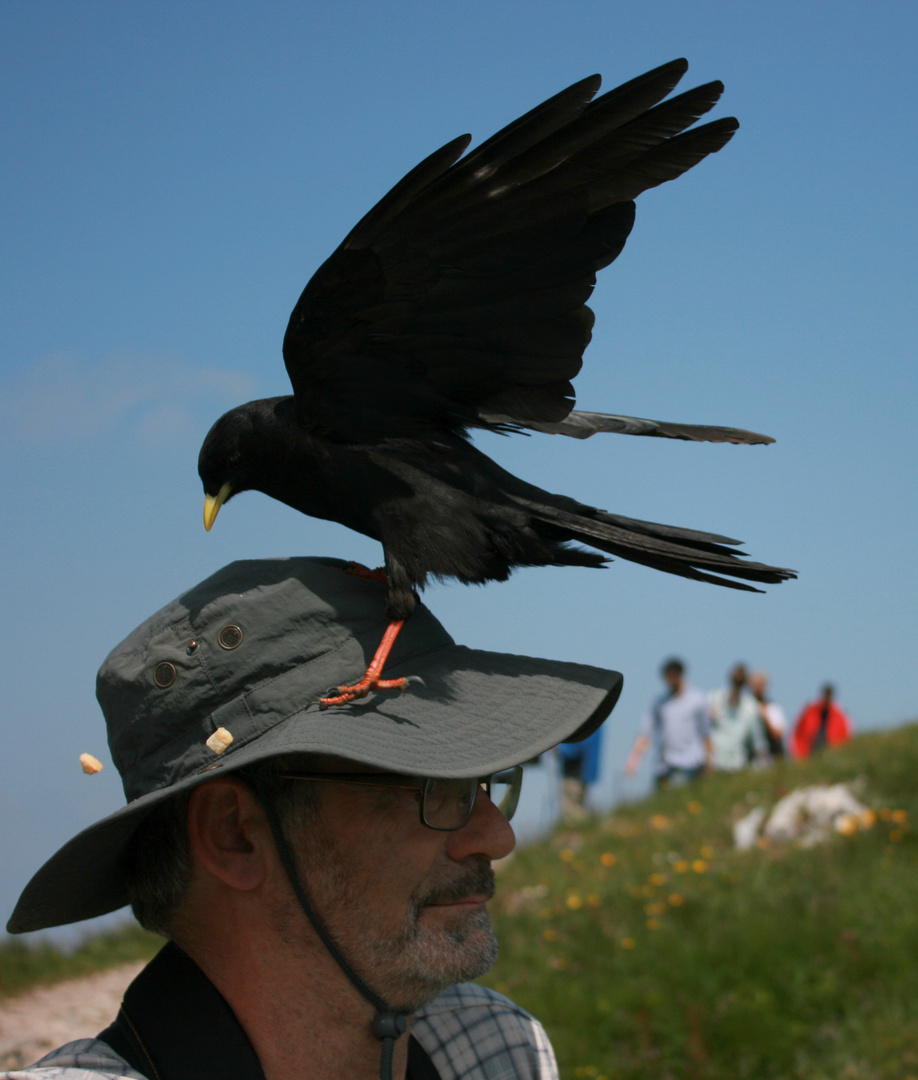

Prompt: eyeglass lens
xmin=421 ymin=767 xmax=522 ymax=830
xmin=421 ymin=778 xmax=475 ymax=830
xmin=488 ymin=767 xmax=522 ymax=822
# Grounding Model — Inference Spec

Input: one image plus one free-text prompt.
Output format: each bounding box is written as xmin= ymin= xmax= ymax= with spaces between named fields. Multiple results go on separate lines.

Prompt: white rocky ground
xmin=0 ymin=962 xmax=144 ymax=1071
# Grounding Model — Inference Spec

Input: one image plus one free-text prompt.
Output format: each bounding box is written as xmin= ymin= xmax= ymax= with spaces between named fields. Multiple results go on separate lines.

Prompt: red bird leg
xmin=341 ymin=561 xmax=389 ymax=585
xmin=320 ymin=619 xmax=409 ymax=708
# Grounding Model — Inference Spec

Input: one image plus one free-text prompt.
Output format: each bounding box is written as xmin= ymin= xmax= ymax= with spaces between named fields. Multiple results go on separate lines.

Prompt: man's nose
xmin=445 ymin=786 xmax=516 ymax=862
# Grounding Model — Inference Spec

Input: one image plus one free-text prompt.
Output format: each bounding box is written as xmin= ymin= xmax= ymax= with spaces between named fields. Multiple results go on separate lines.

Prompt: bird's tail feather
xmin=521 ymin=495 xmax=795 ymax=592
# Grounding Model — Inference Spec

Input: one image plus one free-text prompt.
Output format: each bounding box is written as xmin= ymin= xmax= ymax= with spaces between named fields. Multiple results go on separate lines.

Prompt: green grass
xmin=482 ymin=722 xmax=918 ymax=1080
xmin=0 ymin=922 xmax=160 ymax=1000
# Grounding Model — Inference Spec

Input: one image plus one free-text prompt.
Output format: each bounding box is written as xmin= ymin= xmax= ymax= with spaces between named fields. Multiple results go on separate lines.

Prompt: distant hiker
xmin=707 ymin=662 xmax=765 ymax=770
xmin=748 ymin=670 xmax=787 ymax=760
xmin=625 ymin=658 xmax=711 ymax=788
xmin=557 ymin=729 xmax=603 ymax=820
xmin=792 ymin=683 xmax=853 ymax=757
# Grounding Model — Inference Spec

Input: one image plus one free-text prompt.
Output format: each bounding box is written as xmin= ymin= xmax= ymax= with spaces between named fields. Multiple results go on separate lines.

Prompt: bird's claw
xmin=318 ymin=673 xmax=421 ymax=709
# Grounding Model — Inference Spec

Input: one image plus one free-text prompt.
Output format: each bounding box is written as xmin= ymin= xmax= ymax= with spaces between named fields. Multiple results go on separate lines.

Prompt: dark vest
xmin=98 ymin=941 xmax=440 ymax=1080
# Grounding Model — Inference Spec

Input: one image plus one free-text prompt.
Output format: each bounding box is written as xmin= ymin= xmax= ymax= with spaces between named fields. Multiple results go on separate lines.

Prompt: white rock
xmin=733 ymin=805 xmax=767 ymax=850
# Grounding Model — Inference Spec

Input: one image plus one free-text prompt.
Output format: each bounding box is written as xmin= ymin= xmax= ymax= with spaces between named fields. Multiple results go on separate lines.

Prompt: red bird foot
xmin=320 ymin=619 xmax=420 ymax=708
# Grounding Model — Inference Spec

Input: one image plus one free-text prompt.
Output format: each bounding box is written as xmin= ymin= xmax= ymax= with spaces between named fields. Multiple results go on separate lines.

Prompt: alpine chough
xmin=199 ymin=59 xmax=796 ymax=704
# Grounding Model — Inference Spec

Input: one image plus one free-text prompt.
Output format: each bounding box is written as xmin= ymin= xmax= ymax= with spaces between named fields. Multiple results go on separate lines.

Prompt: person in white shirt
xmin=625 ymin=658 xmax=711 ymax=787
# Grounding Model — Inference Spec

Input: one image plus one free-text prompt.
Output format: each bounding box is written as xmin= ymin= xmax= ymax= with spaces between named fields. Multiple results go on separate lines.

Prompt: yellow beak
xmin=203 ymin=481 xmax=233 ymax=531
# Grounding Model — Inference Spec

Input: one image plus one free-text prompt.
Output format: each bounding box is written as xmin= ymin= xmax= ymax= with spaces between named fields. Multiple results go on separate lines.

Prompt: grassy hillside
xmin=0 ymin=922 xmax=159 ymax=1000
xmin=482 ymin=723 xmax=918 ymax=1080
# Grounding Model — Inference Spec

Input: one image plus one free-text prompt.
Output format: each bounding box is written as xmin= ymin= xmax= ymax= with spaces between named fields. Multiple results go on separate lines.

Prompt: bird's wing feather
xmin=282 ymin=59 xmax=738 ymax=440
xmin=479 ymin=409 xmax=776 ymax=444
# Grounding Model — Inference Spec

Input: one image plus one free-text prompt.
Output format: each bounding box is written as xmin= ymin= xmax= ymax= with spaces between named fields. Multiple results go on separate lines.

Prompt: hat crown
xmin=96 ymin=557 xmax=449 ymax=801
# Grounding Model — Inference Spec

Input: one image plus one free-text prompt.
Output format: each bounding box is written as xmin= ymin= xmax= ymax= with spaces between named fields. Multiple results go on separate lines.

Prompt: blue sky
xmin=2 ymin=1 xmax=916 ymax=940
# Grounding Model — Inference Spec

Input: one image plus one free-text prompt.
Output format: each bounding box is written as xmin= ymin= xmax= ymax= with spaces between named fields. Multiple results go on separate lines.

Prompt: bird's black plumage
xmin=199 ymin=59 xmax=796 ymax=622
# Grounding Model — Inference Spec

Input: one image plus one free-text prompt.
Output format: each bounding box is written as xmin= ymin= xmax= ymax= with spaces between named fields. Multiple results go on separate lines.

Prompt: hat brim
xmin=9 ymin=641 xmax=621 ymax=933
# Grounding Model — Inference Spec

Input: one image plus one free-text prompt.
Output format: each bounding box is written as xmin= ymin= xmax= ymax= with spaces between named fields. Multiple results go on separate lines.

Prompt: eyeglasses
xmin=278 ymin=765 xmax=523 ymax=831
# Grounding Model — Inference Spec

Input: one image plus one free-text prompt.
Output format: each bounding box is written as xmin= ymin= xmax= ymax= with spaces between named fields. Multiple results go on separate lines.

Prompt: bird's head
xmin=198 ymin=404 xmax=264 ymax=531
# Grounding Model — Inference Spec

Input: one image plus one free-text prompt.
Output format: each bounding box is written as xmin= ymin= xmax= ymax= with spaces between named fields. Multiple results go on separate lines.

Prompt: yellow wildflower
xmin=650 ymin=814 xmax=669 ymax=830
xmin=892 ymin=809 xmax=908 ymax=824
xmin=674 ymin=859 xmax=689 ymax=873
xmin=620 ymin=937 xmax=636 ymax=949
xmin=646 ymin=918 xmax=661 ymax=930
xmin=687 ymin=801 xmax=703 ymax=815
xmin=600 ymin=852 xmax=617 ymax=867
xmin=566 ymin=894 xmax=583 ymax=910
xmin=835 ymin=813 xmax=859 ymax=836
xmin=700 ymin=845 xmax=715 ymax=859
xmin=559 ymin=848 xmax=575 ymax=862
xmin=668 ymin=893 xmax=684 ymax=906
xmin=692 ymin=859 xmax=708 ymax=874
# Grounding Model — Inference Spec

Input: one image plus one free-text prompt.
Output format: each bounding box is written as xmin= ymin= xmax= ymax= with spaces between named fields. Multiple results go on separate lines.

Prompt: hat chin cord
xmin=253 ymin=779 xmax=408 ymax=1080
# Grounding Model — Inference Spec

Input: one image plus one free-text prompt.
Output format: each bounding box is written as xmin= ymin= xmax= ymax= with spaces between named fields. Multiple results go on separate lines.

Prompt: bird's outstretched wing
xmin=282 ymin=59 xmax=738 ymax=441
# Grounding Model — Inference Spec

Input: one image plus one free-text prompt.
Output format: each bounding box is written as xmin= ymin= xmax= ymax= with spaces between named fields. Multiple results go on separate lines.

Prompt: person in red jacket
xmin=792 ymin=683 xmax=853 ymax=757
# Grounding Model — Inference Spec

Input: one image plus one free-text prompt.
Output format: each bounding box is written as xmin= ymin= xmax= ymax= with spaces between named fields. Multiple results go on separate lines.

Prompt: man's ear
xmin=186 ymin=777 xmax=270 ymax=892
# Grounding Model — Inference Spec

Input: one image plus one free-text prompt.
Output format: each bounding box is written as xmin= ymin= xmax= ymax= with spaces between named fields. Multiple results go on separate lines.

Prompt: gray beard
xmin=358 ymin=869 xmax=500 ymax=1012
xmin=363 ymin=916 xmax=498 ymax=1012
xmin=284 ymin=830 xmax=499 ymax=1013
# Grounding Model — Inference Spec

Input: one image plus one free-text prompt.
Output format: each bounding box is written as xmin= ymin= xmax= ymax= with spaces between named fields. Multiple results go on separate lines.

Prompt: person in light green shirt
xmin=708 ymin=663 xmax=765 ymax=771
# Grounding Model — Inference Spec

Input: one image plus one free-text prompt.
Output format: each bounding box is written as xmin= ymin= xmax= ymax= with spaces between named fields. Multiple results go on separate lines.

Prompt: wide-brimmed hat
xmin=9 ymin=556 xmax=622 ymax=933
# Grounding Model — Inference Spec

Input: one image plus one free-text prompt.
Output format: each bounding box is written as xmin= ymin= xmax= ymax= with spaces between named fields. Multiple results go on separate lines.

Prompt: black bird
xmin=199 ymin=59 xmax=795 ymax=704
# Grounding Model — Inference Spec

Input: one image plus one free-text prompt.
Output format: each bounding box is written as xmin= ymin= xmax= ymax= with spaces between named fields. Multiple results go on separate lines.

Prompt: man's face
xmin=663 ymin=666 xmax=683 ymax=693
xmin=730 ymin=665 xmax=747 ymax=689
xmin=278 ymin=759 xmax=516 ymax=1012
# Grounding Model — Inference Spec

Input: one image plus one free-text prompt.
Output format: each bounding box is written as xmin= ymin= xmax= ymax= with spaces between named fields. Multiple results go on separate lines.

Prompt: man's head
xmin=748 ymin=670 xmax=769 ymax=700
xmin=126 ymin=751 xmax=517 ymax=1011
xmin=729 ymin=662 xmax=748 ymax=690
xmin=661 ymin=657 xmax=685 ymax=694
xmin=130 ymin=761 xmax=510 ymax=1014
xmin=9 ymin=556 xmax=622 ymax=1008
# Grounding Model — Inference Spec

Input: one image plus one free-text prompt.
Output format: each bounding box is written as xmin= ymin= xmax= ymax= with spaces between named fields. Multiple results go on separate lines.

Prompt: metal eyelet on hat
xmin=217 ymin=624 xmax=243 ymax=649
xmin=153 ymin=661 xmax=177 ymax=688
